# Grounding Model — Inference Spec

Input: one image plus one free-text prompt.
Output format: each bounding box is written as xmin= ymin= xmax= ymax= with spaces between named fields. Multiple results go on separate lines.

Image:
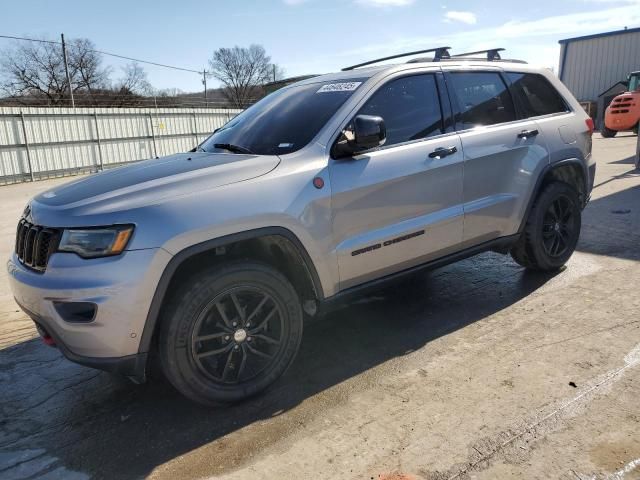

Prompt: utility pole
xmin=61 ymin=33 xmax=75 ymax=108
xmin=273 ymin=64 xmax=276 ymax=82
xmin=202 ymin=70 xmax=208 ymax=107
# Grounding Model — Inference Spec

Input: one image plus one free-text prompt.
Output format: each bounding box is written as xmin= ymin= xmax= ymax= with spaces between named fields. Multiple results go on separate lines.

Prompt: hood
xmin=31 ymin=152 xmax=280 ymax=219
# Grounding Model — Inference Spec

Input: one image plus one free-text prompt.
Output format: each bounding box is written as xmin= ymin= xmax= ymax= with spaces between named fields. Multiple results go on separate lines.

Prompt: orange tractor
xmin=602 ymin=71 xmax=640 ymax=137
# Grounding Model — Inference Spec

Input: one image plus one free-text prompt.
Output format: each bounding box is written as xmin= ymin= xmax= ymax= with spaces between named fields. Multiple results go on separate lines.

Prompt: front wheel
xmin=601 ymin=126 xmax=618 ymax=138
xmin=511 ymin=182 xmax=582 ymax=271
xmin=159 ymin=262 xmax=303 ymax=406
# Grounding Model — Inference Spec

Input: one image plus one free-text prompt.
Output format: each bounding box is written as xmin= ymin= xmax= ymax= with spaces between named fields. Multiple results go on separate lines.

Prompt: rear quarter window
xmin=506 ymin=72 xmax=569 ymax=118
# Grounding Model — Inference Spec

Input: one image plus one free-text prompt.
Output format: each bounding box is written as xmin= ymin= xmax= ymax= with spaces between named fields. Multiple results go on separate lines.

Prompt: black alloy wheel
xmin=159 ymin=261 xmax=303 ymax=406
xmin=190 ymin=286 xmax=285 ymax=385
xmin=510 ymin=181 xmax=582 ymax=271
xmin=541 ymin=195 xmax=577 ymax=258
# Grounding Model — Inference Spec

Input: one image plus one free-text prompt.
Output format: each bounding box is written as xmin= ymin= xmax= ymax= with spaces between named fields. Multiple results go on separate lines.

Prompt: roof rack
xmin=451 ymin=48 xmax=505 ymax=61
xmin=342 ymin=46 xmax=451 ymax=71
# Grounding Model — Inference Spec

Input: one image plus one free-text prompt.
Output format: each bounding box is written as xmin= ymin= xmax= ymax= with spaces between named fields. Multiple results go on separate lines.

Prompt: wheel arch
xmin=518 ymin=158 xmax=588 ymax=234
xmin=138 ymin=227 xmax=324 ymax=356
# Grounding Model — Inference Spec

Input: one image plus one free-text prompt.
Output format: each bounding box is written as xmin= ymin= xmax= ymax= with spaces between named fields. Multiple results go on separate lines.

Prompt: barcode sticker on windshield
xmin=317 ymin=82 xmax=362 ymax=93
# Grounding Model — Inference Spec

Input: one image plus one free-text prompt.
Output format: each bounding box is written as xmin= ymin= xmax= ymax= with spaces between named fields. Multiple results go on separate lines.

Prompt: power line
xmin=0 ymin=34 xmax=203 ymax=74
xmin=0 ymin=34 xmax=58 ymax=45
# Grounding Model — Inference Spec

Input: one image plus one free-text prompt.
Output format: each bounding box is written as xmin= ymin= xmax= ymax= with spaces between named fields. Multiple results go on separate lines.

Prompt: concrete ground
xmin=0 ymin=134 xmax=639 ymax=480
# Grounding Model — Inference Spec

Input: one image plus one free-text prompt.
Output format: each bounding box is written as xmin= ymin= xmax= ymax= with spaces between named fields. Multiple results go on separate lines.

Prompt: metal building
xmin=559 ymin=27 xmax=640 ymax=102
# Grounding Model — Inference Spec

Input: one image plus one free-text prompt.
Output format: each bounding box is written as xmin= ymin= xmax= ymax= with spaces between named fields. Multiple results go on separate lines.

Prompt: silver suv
xmin=8 ymin=48 xmax=595 ymax=405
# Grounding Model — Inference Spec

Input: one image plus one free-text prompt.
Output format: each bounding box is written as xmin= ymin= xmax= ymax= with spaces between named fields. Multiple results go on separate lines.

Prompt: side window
xmin=357 ymin=74 xmax=443 ymax=147
xmin=506 ymin=72 xmax=569 ymax=118
xmin=448 ymin=72 xmax=516 ymax=129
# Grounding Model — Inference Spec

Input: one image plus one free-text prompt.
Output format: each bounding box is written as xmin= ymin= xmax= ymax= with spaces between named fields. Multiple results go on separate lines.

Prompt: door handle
xmin=428 ymin=146 xmax=457 ymax=159
xmin=517 ymin=129 xmax=539 ymax=139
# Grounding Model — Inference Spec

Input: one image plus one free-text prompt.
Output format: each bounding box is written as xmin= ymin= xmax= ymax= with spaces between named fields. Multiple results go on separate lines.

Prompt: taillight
xmin=585 ymin=118 xmax=594 ymax=135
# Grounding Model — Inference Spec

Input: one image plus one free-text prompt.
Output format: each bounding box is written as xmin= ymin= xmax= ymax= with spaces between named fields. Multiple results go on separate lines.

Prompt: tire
xmin=159 ymin=261 xmax=303 ymax=406
xmin=510 ymin=182 xmax=582 ymax=271
xmin=633 ymin=124 xmax=638 ymax=135
xmin=601 ymin=127 xmax=617 ymax=138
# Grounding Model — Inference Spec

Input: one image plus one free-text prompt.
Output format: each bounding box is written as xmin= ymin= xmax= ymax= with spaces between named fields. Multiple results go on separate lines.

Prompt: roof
xmin=559 ymin=26 xmax=640 ymax=44
xmin=597 ymin=81 xmax=628 ymax=98
xmin=288 ymin=59 xmax=543 ymax=89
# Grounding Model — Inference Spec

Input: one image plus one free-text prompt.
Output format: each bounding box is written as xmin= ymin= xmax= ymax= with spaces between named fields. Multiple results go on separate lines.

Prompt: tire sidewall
xmin=160 ymin=263 xmax=303 ymax=405
xmin=529 ymin=182 xmax=582 ymax=270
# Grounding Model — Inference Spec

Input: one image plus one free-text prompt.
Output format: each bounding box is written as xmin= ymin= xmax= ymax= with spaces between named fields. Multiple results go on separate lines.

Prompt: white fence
xmin=0 ymin=106 xmax=242 ymax=185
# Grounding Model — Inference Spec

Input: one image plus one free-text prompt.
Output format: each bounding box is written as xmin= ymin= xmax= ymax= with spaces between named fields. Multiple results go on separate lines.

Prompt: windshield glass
xmin=200 ymin=79 xmax=366 ymax=155
xmin=629 ymin=73 xmax=640 ymax=92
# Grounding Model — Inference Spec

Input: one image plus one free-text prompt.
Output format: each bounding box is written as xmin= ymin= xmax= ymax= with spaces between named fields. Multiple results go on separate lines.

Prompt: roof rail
xmin=451 ymin=48 xmax=505 ymax=61
xmin=342 ymin=46 xmax=451 ymax=71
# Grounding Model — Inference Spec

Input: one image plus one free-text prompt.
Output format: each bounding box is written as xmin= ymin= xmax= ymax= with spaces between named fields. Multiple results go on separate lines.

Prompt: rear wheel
xmin=159 ymin=262 xmax=303 ymax=406
xmin=601 ymin=126 xmax=618 ymax=138
xmin=511 ymin=182 xmax=582 ymax=271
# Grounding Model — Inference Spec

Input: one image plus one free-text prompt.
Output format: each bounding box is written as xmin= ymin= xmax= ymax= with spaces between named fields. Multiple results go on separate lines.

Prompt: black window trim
xmin=443 ymin=69 xmax=520 ymax=133
xmin=436 ymin=71 xmax=455 ymax=134
xmin=503 ymin=71 xmax=573 ymax=121
xmin=329 ymin=70 xmax=456 ymax=159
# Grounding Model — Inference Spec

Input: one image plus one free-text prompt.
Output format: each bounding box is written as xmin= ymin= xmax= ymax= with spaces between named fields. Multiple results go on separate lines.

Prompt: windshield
xmin=629 ymin=73 xmax=640 ymax=92
xmin=200 ymin=79 xmax=366 ymax=155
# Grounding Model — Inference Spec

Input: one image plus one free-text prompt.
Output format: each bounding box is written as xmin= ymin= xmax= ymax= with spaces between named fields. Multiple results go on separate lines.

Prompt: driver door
xmin=329 ymin=72 xmax=465 ymax=290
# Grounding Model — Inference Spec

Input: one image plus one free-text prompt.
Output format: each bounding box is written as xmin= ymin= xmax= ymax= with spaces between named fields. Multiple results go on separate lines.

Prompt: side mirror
xmin=333 ymin=115 xmax=386 ymax=158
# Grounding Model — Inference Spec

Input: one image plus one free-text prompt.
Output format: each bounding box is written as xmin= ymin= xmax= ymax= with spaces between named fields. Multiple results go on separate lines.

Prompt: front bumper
xmin=7 ymin=247 xmax=172 ymax=379
xmin=19 ymin=301 xmax=148 ymax=381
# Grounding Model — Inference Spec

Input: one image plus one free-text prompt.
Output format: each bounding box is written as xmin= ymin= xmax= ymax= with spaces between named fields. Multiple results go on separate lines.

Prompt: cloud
xmin=354 ymin=0 xmax=415 ymax=7
xmin=341 ymin=5 xmax=640 ymax=61
xmin=444 ymin=10 xmax=477 ymax=24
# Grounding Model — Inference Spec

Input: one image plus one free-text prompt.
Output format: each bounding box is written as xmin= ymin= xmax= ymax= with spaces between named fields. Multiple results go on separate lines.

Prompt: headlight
xmin=58 ymin=225 xmax=134 ymax=258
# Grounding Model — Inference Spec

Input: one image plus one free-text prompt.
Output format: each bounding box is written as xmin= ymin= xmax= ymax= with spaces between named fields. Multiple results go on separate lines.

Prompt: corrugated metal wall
xmin=0 ymin=107 xmax=242 ymax=185
xmin=559 ymin=30 xmax=640 ymax=102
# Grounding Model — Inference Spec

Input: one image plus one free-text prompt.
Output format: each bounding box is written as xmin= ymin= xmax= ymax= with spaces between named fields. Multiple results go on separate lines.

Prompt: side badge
xmin=313 ymin=177 xmax=324 ymax=189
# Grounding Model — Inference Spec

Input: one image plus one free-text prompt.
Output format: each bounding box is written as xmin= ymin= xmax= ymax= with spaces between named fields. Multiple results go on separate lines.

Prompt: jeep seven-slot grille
xmin=15 ymin=220 xmax=61 ymax=272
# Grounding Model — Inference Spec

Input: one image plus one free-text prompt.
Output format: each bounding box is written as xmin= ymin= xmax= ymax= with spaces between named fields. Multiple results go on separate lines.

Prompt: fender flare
xmin=517 ymin=158 xmax=589 ymax=234
xmin=137 ymin=226 xmax=324 ymax=355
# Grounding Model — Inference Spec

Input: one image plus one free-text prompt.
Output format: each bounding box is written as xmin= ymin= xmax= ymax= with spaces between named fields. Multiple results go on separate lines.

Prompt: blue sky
xmin=1 ymin=0 xmax=639 ymax=92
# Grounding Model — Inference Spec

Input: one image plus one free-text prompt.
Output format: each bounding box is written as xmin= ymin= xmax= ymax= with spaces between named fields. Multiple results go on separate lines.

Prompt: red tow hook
xmin=36 ymin=324 xmax=56 ymax=347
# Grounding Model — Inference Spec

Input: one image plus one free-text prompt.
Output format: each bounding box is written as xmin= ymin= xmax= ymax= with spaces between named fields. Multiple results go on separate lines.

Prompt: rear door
xmin=329 ymin=72 xmax=464 ymax=290
xmin=444 ymin=69 xmax=551 ymax=245
xmin=505 ymin=71 xmax=575 ymax=164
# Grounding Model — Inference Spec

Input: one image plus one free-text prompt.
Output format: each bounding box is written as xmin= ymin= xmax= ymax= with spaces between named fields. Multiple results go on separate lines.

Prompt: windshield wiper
xmin=213 ymin=143 xmax=253 ymax=155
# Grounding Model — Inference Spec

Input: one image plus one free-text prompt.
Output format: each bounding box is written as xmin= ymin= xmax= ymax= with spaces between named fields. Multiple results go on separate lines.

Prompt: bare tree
xmin=109 ymin=62 xmax=153 ymax=106
xmin=1 ymin=40 xmax=67 ymax=104
xmin=0 ymin=37 xmax=109 ymax=105
xmin=208 ymin=45 xmax=282 ymax=108
xmin=69 ymin=38 xmax=110 ymax=97
xmin=116 ymin=62 xmax=152 ymax=95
